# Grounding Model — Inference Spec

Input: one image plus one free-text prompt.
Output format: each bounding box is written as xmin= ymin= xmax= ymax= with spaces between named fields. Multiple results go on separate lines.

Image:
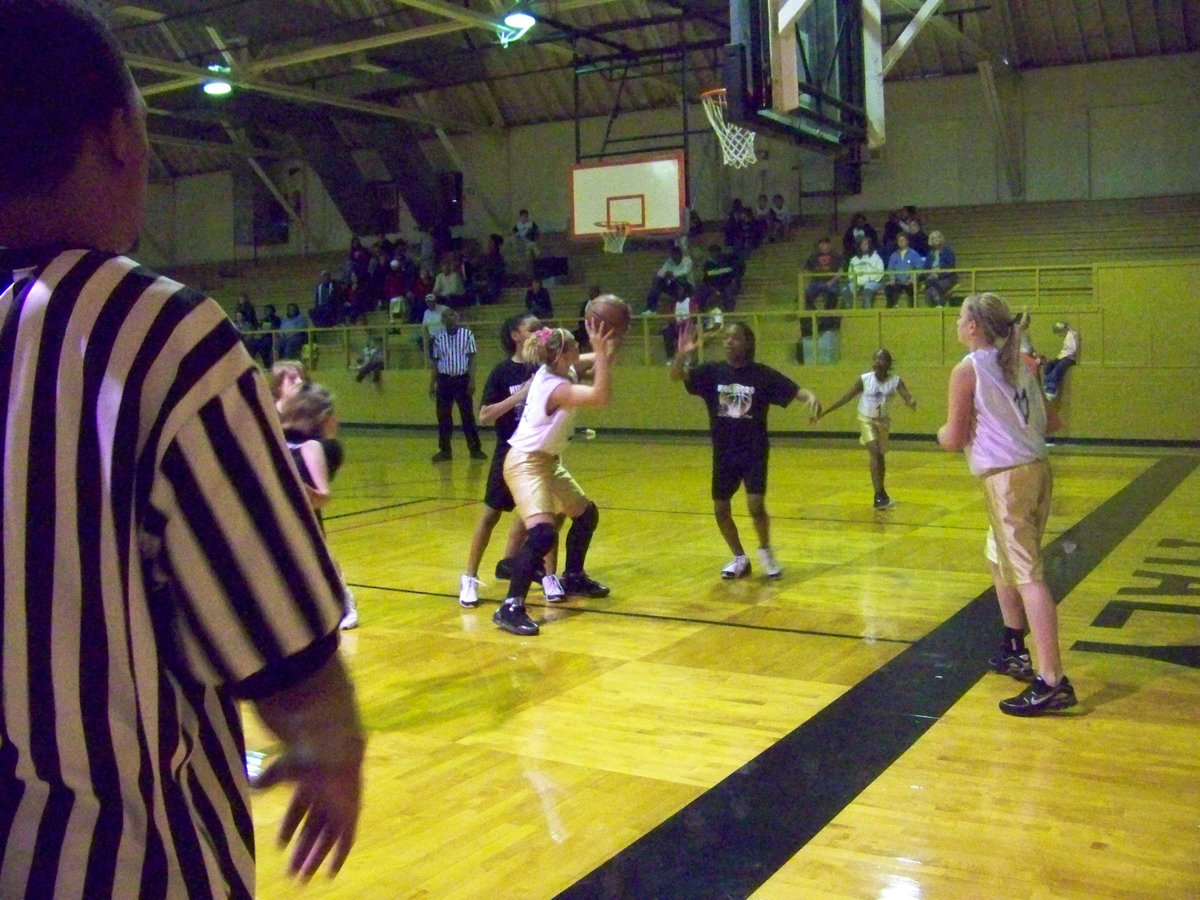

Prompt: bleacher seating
xmin=159 ymin=193 xmax=1198 ymax=372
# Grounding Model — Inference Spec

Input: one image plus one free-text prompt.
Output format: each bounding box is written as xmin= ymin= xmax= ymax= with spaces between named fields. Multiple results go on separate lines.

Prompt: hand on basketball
xmin=585 ymin=316 xmax=615 ymax=358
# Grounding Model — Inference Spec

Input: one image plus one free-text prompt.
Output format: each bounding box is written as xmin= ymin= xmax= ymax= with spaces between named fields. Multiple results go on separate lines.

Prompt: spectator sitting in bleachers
xmin=433 ymin=256 xmax=468 ymax=310
xmin=803 ymin=237 xmax=843 ymax=311
xmin=642 ymin=245 xmax=694 ymax=315
xmin=524 ymin=276 xmax=554 ymax=320
xmin=723 ymin=199 xmax=745 ymax=250
xmin=278 ymin=303 xmax=309 ymax=359
xmin=233 ymin=306 xmax=269 ymax=366
xmin=880 ymin=208 xmax=903 ymax=258
xmin=752 ymin=193 xmax=772 ymax=245
xmin=367 ymin=246 xmax=390 ymax=310
xmin=513 ymin=208 xmax=540 ymax=271
xmin=311 ymin=269 xmax=340 ymax=327
xmin=702 ymin=243 xmax=743 ymax=310
xmin=234 ymin=292 xmax=258 ymax=330
xmin=420 ymin=292 xmax=447 ymax=356
xmin=661 ymin=281 xmax=700 ymax=361
xmin=922 ymin=230 xmax=958 ymax=306
xmin=885 ymin=233 xmax=923 ymax=308
xmin=842 ymin=212 xmax=879 ymax=260
xmin=382 ymin=258 xmax=407 ymax=310
xmin=1041 ymin=320 xmax=1079 ymax=400
xmin=846 ymin=236 xmax=885 ymax=308
xmin=261 ymin=303 xmax=281 ymax=331
xmin=475 ymin=234 xmax=506 ymax=305
xmin=346 ymin=235 xmax=371 ymax=284
xmin=767 ymin=193 xmax=792 ymax=242
xmin=900 ymin=205 xmax=928 ymax=257
xmin=406 ymin=267 xmax=435 ymax=324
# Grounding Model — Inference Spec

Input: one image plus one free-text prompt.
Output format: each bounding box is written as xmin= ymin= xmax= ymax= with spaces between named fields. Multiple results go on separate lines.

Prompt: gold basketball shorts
xmin=504 ymin=448 xmax=587 ymax=520
xmin=981 ymin=458 xmax=1053 ymax=586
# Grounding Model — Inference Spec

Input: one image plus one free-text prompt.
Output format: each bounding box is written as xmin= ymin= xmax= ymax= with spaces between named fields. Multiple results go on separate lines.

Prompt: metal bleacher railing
xmin=238 ymin=264 xmax=1110 ymax=373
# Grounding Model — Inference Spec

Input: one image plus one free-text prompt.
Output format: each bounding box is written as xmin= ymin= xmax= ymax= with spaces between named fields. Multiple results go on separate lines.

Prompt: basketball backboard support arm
xmin=862 ymin=0 xmax=885 ymax=149
xmin=725 ymin=0 xmax=867 ymax=155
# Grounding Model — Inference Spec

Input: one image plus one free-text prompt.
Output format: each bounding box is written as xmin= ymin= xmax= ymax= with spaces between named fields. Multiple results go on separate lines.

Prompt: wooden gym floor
xmin=245 ymin=430 xmax=1200 ymax=899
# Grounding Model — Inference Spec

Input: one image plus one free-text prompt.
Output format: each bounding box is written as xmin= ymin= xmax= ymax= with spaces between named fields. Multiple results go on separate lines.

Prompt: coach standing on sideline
xmin=429 ymin=308 xmax=489 ymax=462
xmin=0 ymin=3 xmax=364 ymax=897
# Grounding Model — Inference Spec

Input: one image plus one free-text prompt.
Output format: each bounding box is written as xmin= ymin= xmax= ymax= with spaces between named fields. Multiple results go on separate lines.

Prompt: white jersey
xmin=508 ymin=365 xmax=578 ymax=456
xmin=964 ymin=346 xmax=1047 ymax=476
xmin=857 ymin=371 xmax=901 ymax=419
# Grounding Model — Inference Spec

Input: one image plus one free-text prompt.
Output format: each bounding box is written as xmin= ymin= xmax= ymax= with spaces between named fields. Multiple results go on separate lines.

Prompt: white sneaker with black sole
xmin=542 ymin=573 xmax=566 ymax=602
xmin=721 ymin=555 xmax=751 ymax=579
xmin=459 ymin=574 xmax=483 ymax=608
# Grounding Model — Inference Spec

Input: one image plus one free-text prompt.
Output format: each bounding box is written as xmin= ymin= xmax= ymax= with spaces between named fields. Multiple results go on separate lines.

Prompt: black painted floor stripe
xmin=555 ymin=455 xmax=1199 ymax=900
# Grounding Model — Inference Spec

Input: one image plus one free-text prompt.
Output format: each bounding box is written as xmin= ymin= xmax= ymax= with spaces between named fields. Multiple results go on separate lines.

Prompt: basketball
xmin=584 ymin=294 xmax=631 ymax=341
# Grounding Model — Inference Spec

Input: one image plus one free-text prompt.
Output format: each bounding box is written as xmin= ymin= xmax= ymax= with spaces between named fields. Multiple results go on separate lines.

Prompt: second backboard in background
xmin=570 ymin=151 xmax=685 ymax=238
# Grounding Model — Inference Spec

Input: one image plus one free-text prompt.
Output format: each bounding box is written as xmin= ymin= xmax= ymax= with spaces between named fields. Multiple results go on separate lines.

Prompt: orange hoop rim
xmin=594 ymin=220 xmax=635 ymax=233
xmin=699 ymin=87 xmax=727 ymax=100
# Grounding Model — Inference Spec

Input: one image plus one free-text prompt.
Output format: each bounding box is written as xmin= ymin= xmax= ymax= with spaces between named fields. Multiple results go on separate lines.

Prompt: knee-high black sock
xmin=564 ymin=502 xmax=599 ymax=574
xmin=508 ymin=523 xmax=557 ymax=603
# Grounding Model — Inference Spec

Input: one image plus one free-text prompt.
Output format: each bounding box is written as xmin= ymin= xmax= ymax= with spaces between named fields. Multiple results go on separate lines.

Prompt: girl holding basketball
xmin=812 ymin=348 xmax=916 ymax=509
xmin=937 ymin=292 xmax=1074 ymax=716
xmin=493 ymin=305 xmax=620 ymax=636
xmin=459 ymin=313 xmax=565 ymax=609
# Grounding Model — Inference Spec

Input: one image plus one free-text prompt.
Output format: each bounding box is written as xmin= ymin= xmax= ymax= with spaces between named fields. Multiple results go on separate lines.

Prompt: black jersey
xmin=481 ymin=358 xmax=536 ymax=444
xmin=686 ymin=360 xmax=799 ymax=454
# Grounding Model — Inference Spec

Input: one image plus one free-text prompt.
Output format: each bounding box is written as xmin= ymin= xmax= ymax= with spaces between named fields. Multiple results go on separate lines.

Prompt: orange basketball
xmin=584 ymin=294 xmax=631 ymax=341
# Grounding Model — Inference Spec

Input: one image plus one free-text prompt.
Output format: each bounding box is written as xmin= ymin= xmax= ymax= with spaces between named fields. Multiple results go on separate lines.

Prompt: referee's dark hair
xmin=0 ymin=0 xmax=136 ymax=203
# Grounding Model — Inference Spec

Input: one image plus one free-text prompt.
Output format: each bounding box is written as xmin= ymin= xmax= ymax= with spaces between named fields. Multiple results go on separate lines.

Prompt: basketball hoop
xmin=595 ymin=221 xmax=631 ymax=254
xmin=700 ymin=88 xmax=757 ymax=169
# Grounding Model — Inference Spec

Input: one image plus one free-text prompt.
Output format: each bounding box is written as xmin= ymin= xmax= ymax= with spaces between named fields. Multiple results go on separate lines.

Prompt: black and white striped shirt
xmin=0 ymin=248 xmax=345 ymax=899
xmin=430 ymin=326 xmax=476 ymax=376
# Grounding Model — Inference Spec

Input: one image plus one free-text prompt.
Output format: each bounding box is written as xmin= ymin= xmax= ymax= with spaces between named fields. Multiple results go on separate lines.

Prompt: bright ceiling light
xmin=503 ymin=3 xmax=535 ymax=30
xmin=203 ymin=64 xmax=232 ymax=96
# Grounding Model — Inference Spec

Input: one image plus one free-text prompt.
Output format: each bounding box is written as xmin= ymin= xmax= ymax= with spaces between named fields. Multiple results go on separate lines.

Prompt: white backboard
xmin=570 ymin=151 xmax=686 ymax=238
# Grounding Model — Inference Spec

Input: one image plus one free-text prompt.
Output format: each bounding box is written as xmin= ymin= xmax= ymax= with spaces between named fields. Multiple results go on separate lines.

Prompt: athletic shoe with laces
xmin=493 ymin=601 xmax=539 ymax=636
xmin=999 ymin=675 xmax=1077 ymax=716
xmin=561 ymin=571 xmax=610 ymax=597
xmin=542 ymin=573 xmax=566 ymax=602
xmin=757 ymin=547 xmax=782 ymax=578
xmin=721 ymin=555 xmax=751 ymax=579
xmin=459 ymin=574 xmax=483 ymax=608
xmin=989 ymin=649 xmax=1034 ymax=681
xmin=873 ymin=492 xmax=893 ymax=510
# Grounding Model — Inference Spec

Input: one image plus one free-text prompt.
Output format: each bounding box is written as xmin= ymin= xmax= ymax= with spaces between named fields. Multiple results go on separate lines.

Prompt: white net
xmin=701 ymin=89 xmax=757 ymax=169
xmin=598 ymin=222 xmax=630 ymax=254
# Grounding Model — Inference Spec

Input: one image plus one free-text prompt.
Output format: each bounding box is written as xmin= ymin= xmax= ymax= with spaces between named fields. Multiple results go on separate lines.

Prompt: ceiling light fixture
xmin=503 ymin=2 xmax=536 ymax=30
xmin=203 ymin=64 xmax=232 ymax=96
xmin=498 ymin=1 xmax=536 ymax=46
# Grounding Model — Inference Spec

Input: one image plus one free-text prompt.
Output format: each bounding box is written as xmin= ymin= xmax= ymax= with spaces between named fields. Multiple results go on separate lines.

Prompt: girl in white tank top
xmin=937 ymin=293 xmax=1075 ymax=717
xmin=492 ymin=311 xmax=621 ymax=637
xmin=812 ymin=348 xmax=916 ymax=509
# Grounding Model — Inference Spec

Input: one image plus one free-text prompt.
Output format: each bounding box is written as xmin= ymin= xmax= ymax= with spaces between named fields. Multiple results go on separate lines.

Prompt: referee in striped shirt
xmin=429 ymin=308 xmax=488 ymax=462
xmin=0 ymin=3 xmax=364 ymax=896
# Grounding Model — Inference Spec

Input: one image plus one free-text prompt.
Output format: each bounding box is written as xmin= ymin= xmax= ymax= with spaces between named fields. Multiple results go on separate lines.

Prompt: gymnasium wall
xmin=320 ymin=259 xmax=1200 ymax=444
